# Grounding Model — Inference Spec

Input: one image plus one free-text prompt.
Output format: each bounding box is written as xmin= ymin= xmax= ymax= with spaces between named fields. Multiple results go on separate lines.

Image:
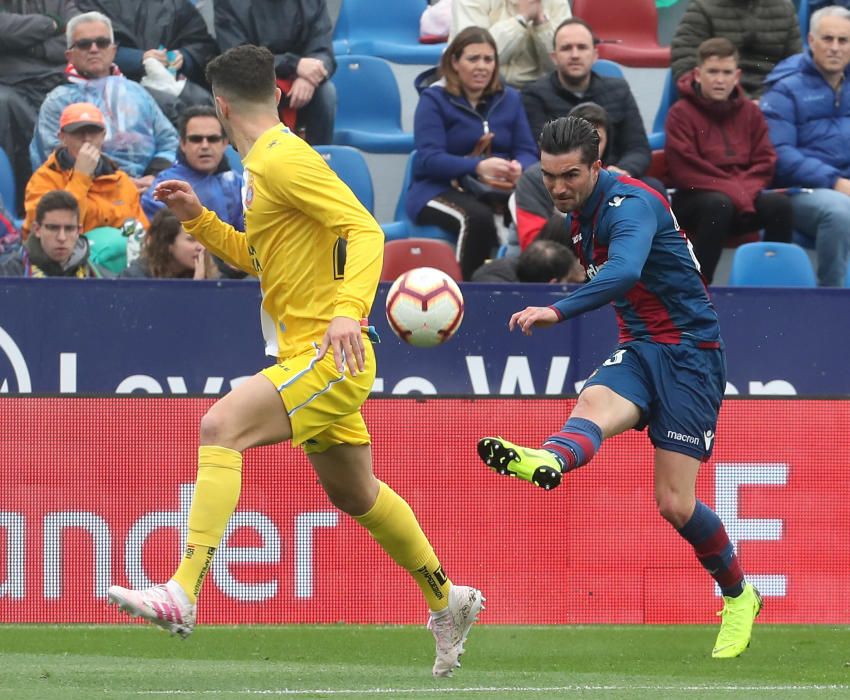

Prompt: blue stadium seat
xmin=333 ymin=0 xmax=445 ymax=65
xmin=0 ymin=146 xmax=16 ymax=217
xmin=314 ymin=145 xmax=375 ymax=213
xmin=224 ymin=145 xmax=243 ymax=175
xmin=846 ymin=256 xmax=850 ymax=287
xmin=648 ymin=68 xmax=677 ymax=149
xmin=798 ymin=0 xmax=811 ymax=39
xmin=381 ymin=151 xmax=455 ymax=242
xmin=592 ymin=59 xmax=626 ymax=79
xmin=332 ymin=3 xmax=351 ymax=57
xmin=332 ymin=56 xmax=415 ymax=153
xmin=728 ymin=242 xmax=817 ymax=287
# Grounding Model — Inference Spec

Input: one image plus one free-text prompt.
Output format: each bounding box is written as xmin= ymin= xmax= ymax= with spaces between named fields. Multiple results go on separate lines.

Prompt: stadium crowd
xmin=1 ymin=0 xmax=849 ymax=286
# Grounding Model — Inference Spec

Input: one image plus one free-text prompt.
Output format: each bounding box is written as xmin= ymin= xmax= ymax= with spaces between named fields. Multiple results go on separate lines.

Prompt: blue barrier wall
xmin=0 ymin=278 xmax=846 ymax=396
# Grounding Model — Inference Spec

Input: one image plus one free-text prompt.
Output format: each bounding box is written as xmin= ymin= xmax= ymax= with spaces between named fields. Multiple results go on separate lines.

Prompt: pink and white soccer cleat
xmin=428 ymin=584 xmax=485 ymax=677
xmin=107 ymin=580 xmax=197 ymax=639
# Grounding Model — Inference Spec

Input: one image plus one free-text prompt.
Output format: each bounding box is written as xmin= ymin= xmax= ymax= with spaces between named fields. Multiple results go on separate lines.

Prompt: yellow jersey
xmin=182 ymin=124 xmax=384 ymax=360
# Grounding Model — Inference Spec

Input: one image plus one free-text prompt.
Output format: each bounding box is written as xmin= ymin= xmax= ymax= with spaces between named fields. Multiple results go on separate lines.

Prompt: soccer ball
xmin=385 ymin=267 xmax=464 ymax=347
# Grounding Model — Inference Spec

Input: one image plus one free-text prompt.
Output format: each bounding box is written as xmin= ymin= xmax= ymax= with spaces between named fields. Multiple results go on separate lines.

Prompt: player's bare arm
xmin=318 ymin=316 xmax=366 ymax=375
xmin=509 ymin=306 xmax=559 ymax=335
xmin=153 ymin=179 xmax=204 ymax=221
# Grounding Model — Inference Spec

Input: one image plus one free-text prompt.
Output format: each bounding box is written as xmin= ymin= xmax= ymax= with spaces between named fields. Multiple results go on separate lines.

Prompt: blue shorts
xmin=582 ymin=340 xmax=726 ymax=460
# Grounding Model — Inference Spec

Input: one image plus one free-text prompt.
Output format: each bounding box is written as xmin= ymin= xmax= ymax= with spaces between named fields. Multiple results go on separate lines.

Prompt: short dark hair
xmin=567 ymin=102 xmax=609 ymax=132
xmin=439 ymin=26 xmax=502 ymax=98
xmin=536 ymin=213 xmax=570 ymax=247
xmin=178 ymin=105 xmax=223 ymax=140
xmin=553 ymin=17 xmax=597 ymax=48
xmin=35 ymin=190 xmax=78 ymax=224
xmin=516 ymin=239 xmax=578 ymax=283
xmin=206 ymin=45 xmax=277 ymax=103
xmin=697 ymin=37 xmax=739 ymax=64
xmin=539 ymin=116 xmax=600 ymax=165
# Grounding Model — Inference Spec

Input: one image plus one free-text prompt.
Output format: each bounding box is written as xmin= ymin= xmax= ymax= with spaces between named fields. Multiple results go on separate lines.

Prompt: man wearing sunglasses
xmin=142 ymin=105 xmax=243 ymax=241
xmin=30 ymin=10 xmax=179 ymax=194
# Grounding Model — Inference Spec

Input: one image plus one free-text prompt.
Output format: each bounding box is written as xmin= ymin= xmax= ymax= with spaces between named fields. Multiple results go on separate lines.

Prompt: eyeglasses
xmin=186 ymin=134 xmax=224 ymax=144
xmin=72 ymin=37 xmax=112 ymax=50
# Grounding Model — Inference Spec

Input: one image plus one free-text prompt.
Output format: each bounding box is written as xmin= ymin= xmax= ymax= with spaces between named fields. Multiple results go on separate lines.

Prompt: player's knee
xmin=655 ymin=492 xmax=692 ymax=529
xmin=324 ymin=486 xmax=370 ymax=516
xmin=199 ymin=408 xmax=234 ymax=448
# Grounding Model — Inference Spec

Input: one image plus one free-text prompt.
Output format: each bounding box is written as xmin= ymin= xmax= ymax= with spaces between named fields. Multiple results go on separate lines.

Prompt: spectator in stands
xmin=451 ymin=0 xmax=572 ymax=87
xmin=567 ymin=101 xmax=666 ymax=197
xmin=120 ymin=207 xmax=219 ymax=279
xmin=76 ymin=0 xmax=217 ymax=122
xmin=0 ymin=194 xmax=21 ymax=256
xmin=0 ymin=1 xmax=80 ymax=215
xmin=142 ymin=106 xmax=242 ymax=230
xmin=671 ymin=0 xmax=802 ymax=99
xmin=666 ymin=37 xmax=791 ymax=284
xmin=214 ymin=0 xmax=336 ymax=145
xmin=23 ymin=102 xmax=148 ymax=249
xmin=471 ymin=237 xmax=584 ymax=282
xmin=522 ymin=20 xmax=661 ymax=192
xmin=760 ymin=5 xmax=850 ymax=287
xmin=0 ymin=189 xmax=109 ymax=277
xmin=408 ymin=27 xmax=539 ymax=280
xmin=30 ymin=11 xmax=179 ymax=192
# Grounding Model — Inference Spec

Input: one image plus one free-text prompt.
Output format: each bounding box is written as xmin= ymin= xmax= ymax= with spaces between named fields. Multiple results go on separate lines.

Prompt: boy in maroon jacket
xmin=665 ymin=37 xmax=792 ymax=283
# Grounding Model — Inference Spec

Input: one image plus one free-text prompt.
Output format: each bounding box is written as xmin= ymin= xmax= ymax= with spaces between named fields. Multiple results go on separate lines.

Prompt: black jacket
xmin=522 ymin=71 xmax=651 ymax=177
xmin=0 ymin=0 xmax=80 ymax=88
xmin=214 ymin=0 xmax=335 ymax=81
xmin=670 ymin=0 xmax=802 ymax=98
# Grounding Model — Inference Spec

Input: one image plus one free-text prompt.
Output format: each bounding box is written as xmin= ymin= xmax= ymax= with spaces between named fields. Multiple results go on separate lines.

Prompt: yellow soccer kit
xmin=182 ymin=125 xmax=385 ymax=451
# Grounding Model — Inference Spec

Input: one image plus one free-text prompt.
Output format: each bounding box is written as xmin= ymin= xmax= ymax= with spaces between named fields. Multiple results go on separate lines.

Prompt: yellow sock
xmin=354 ymin=481 xmax=451 ymax=611
xmin=172 ymin=445 xmax=243 ymax=603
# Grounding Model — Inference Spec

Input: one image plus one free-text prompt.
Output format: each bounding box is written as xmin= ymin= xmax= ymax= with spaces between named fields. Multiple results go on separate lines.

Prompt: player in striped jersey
xmin=478 ymin=116 xmax=760 ymax=659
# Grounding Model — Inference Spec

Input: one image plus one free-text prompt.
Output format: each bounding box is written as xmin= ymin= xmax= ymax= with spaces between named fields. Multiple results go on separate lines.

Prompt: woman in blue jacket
xmin=407 ymin=27 xmax=539 ymax=279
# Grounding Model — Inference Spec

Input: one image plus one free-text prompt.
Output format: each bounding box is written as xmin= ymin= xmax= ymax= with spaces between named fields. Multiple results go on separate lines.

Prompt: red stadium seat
xmin=572 ymin=0 xmax=671 ymax=68
xmin=381 ymin=238 xmax=462 ymax=282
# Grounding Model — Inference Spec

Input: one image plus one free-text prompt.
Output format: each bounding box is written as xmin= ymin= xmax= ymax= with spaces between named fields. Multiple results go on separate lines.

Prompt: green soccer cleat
xmin=712 ymin=582 xmax=763 ymax=658
xmin=476 ymin=436 xmax=563 ymax=490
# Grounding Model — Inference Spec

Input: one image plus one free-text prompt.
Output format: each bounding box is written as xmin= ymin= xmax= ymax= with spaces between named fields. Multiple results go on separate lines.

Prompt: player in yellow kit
xmin=106 ymin=45 xmax=483 ymax=678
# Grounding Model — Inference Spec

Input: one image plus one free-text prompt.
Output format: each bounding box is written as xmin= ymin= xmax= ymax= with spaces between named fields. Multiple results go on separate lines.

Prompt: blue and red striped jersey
xmin=550 ymin=169 xmax=721 ymax=347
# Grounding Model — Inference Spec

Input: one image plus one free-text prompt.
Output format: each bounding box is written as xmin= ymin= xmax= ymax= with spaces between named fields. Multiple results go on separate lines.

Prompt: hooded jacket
xmin=0 ymin=231 xmax=107 ymax=277
xmin=23 ymin=147 xmax=149 ymax=236
xmin=760 ymin=51 xmax=850 ymax=189
xmin=407 ymin=81 xmax=539 ymax=220
xmin=665 ymin=69 xmax=776 ymax=212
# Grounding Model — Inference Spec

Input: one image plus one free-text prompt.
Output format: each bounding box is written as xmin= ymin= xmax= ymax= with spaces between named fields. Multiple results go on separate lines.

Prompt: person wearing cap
xmin=0 ymin=189 xmax=110 ymax=278
xmin=23 ymin=101 xmax=148 ymax=272
xmin=29 ymin=11 xmax=179 ymax=191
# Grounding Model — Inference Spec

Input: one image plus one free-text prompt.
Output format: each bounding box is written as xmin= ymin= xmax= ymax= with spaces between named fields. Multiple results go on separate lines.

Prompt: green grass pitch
xmin=1 ymin=624 xmax=849 ymax=699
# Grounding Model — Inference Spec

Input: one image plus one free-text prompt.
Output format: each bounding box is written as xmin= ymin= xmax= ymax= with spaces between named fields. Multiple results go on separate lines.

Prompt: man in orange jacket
xmin=22 ymin=102 xmax=148 ymax=256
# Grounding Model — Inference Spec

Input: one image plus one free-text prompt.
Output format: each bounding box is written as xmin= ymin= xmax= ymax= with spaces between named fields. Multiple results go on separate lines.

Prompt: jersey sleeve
xmin=550 ymin=196 xmax=654 ymax=320
xmin=266 ymin=144 xmax=384 ymax=321
xmin=182 ymin=207 xmax=256 ymax=275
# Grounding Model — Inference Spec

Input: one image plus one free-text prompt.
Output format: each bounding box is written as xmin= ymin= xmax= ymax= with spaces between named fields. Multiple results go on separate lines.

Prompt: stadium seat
xmin=0 ymin=146 xmax=16 ymax=216
xmin=381 ymin=238 xmax=462 ymax=281
xmin=380 ymin=150 xmax=456 ymax=242
xmin=224 ymin=145 xmax=243 ymax=175
xmin=727 ymin=242 xmax=817 ymax=287
xmin=333 ymin=0 xmax=446 ymax=64
xmin=331 ymin=56 xmax=415 ymax=153
xmin=592 ymin=59 xmax=626 ymax=79
xmin=798 ymin=0 xmax=811 ymax=39
xmin=572 ymin=0 xmax=671 ymax=67
xmin=648 ymin=68 xmax=677 ymax=149
xmin=315 ymin=145 xmax=375 ymax=213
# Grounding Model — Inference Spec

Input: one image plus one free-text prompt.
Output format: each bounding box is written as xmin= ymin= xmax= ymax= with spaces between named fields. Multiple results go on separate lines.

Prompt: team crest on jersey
xmin=608 ymin=195 xmax=627 ymax=207
xmin=243 ymin=171 xmax=254 ymax=210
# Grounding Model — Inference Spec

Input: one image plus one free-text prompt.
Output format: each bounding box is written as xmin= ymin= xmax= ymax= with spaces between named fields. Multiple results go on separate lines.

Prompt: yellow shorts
xmin=260 ymin=338 xmax=375 ymax=454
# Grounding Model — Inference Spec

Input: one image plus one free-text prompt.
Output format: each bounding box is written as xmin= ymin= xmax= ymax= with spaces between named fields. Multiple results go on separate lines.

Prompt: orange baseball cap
xmin=59 ymin=102 xmax=106 ymax=133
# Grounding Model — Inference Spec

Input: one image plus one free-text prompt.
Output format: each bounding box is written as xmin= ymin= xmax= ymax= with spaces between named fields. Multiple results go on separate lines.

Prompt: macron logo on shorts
xmin=666 ymin=430 xmax=701 ymax=447
xmin=704 ymin=430 xmax=715 ymax=450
